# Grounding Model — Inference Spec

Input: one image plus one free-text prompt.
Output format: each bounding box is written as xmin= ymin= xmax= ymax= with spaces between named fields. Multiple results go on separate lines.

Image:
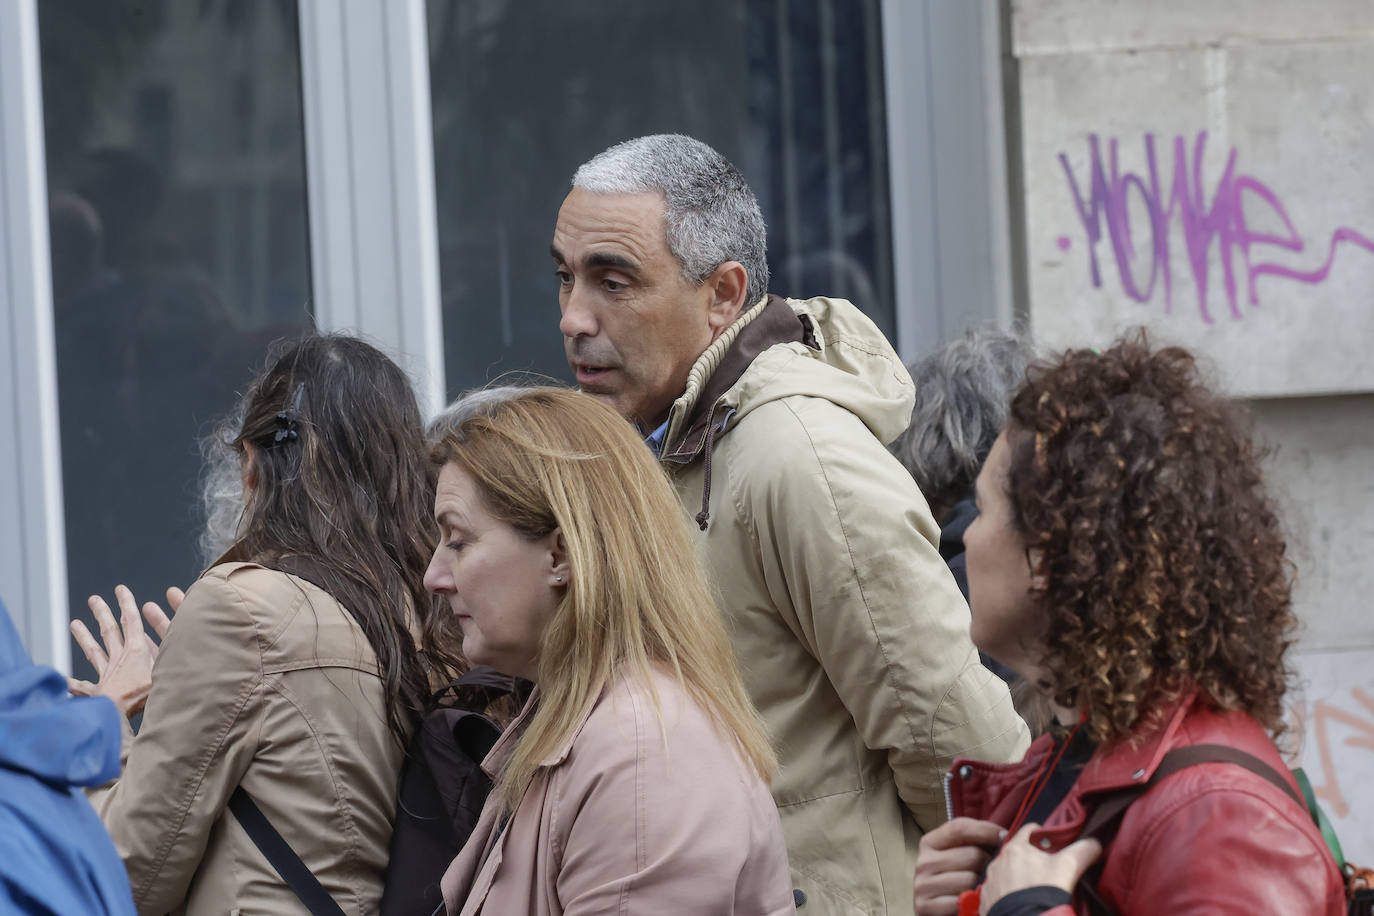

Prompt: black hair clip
xmin=271 ymin=413 xmax=299 ymax=443
xmin=267 ymin=382 xmax=306 ymax=446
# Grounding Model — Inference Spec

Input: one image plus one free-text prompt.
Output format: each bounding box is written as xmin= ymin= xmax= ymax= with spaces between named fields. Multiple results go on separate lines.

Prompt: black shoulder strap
xmin=1150 ymin=744 xmax=1301 ymax=804
xmin=229 ymin=787 xmax=347 ymax=916
xmin=1079 ymin=743 xmax=1299 ymax=841
xmin=432 ymin=666 xmax=524 ymax=713
xmin=1076 ymin=743 xmax=1303 ymax=916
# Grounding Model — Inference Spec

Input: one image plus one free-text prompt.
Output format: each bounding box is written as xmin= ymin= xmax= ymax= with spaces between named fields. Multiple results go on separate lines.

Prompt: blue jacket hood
xmin=0 ymin=599 xmax=122 ymax=785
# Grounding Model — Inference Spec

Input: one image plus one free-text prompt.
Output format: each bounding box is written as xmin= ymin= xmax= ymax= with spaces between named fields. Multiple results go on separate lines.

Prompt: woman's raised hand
xmin=913 ymin=817 xmax=1006 ymax=916
xmin=68 ymin=584 xmax=179 ymax=718
xmin=142 ymin=586 xmax=183 ymax=641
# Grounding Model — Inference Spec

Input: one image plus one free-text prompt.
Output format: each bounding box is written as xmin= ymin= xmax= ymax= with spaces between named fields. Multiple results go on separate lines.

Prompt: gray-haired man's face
xmin=551 ymin=188 xmax=718 ymax=430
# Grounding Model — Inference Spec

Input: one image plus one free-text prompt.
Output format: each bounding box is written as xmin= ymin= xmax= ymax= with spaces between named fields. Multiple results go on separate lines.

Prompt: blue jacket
xmin=0 ymin=598 xmax=135 ymax=915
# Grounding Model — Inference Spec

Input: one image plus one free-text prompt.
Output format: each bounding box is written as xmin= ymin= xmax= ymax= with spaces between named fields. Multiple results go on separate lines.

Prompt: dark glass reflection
xmin=426 ymin=0 xmax=893 ymax=398
xmin=39 ymin=0 xmax=313 ymax=676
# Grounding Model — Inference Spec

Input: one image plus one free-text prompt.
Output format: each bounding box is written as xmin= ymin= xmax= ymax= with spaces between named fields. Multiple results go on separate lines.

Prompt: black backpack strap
xmin=432 ymin=666 xmax=525 ymax=713
xmin=229 ymin=787 xmax=346 ymax=916
xmin=1147 ymin=744 xmax=1301 ymax=806
xmin=1075 ymin=743 xmax=1303 ymax=916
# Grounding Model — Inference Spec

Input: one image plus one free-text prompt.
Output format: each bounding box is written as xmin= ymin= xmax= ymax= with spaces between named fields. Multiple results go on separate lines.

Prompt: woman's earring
xmin=555 ymin=575 xmax=565 ymax=585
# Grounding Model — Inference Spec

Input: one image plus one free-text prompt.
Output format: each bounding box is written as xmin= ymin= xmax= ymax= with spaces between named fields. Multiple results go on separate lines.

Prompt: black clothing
xmin=1023 ymin=725 xmax=1096 ymax=827
xmin=940 ymin=496 xmax=1017 ymax=684
xmin=987 ymin=886 xmax=1073 ymax=916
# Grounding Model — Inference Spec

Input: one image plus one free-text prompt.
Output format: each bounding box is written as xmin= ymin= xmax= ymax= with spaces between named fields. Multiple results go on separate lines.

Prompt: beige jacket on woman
xmin=441 ymin=669 xmax=794 ymax=915
xmin=90 ymin=562 xmax=405 ymax=915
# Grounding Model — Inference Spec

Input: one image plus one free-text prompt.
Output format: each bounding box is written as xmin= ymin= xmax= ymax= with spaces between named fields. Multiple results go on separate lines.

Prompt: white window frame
xmin=882 ymin=0 xmax=1016 ymax=360
xmin=0 ymin=0 xmax=448 ymax=669
xmin=2 ymin=0 xmax=1013 ymax=667
xmin=298 ymin=0 xmax=446 ymax=418
xmin=0 ymin=0 xmax=70 ymax=669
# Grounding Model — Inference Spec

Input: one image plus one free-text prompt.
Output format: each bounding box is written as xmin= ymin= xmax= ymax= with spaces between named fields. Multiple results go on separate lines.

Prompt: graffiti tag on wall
xmin=1296 ymin=687 xmax=1374 ymax=821
xmin=1057 ymin=132 xmax=1374 ymax=323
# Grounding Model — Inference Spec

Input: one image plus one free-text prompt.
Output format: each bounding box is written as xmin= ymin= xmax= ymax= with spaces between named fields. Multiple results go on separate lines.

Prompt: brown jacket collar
xmin=660 ymin=294 xmax=817 ymax=463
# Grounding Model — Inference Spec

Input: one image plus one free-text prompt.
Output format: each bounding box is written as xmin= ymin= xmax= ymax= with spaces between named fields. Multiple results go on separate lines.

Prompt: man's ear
xmin=705 ymin=261 xmax=751 ymax=340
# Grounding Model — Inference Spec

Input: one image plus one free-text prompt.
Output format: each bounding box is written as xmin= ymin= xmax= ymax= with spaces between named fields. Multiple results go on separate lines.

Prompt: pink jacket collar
xmin=478 ymin=685 xmax=601 ymax=780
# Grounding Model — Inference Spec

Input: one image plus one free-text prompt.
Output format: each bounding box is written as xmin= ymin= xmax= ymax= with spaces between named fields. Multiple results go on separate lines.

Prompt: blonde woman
xmin=425 ymin=386 xmax=792 ymax=916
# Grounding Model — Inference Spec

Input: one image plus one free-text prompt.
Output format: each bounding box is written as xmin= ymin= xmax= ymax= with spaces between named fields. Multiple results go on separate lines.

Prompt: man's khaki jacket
xmin=658 ymin=295 xmax=1030 ymax=915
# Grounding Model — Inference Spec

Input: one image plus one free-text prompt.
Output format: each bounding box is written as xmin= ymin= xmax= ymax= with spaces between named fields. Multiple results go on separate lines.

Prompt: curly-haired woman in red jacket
xmin=912 ymin=334 xmax=1345 ymax=916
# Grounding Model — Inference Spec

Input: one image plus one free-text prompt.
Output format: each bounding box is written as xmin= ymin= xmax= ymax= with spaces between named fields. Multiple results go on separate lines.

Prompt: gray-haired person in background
xmin=889 ymin=329 xmax=1050 ymax=732
xmin=890 ymin=329 xmax=1029 ymax=600
xmin=428 ymin=385 xmax=532 ymax=440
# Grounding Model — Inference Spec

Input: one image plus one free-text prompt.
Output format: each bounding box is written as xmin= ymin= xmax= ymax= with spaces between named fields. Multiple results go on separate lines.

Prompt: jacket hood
xmin=0 ymin=600 xmax=123 ymax=786
xmin=661 ymin=295 xmax=914 ymax=463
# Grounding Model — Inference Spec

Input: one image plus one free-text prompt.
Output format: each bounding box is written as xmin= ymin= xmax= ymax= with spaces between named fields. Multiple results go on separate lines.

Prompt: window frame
xmin=0 ymin=0 xmax=70 ymax=670
xmin=299 ymin=0 xmax=446 ymax=417
xmin=880 ymin=0 xmax=1016 ymax=359
xmin=1 ymin=0 xmax=1014 ymax=668
xmin=0 ymin=0 xmax=448 ymax=669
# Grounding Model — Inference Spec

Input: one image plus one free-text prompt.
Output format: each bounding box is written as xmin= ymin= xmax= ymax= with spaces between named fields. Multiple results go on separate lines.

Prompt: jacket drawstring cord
xmin=695 ymin=406 xmax=722 ymax=530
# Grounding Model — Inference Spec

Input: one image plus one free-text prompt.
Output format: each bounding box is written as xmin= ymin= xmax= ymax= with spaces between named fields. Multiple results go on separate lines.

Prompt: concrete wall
xmin=1253 ymin=395 xmax=1374 ymax=859
xmin=1009 ymin=0 xmax=1374 ymax=863
xmin=1015 ymin=0 xmax=1374 ymax=397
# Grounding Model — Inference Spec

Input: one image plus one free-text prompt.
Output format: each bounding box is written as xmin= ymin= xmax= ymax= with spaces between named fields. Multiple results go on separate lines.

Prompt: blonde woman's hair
xmin=430 ymin=386 xmax=776 ymax=808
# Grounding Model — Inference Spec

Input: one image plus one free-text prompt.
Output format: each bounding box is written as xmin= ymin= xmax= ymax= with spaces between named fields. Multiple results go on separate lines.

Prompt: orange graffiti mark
xmin=1354 ymin=688 xmax=1374 ymax=723
xmin=1306 ymin=692 xmax=1374 ymax=820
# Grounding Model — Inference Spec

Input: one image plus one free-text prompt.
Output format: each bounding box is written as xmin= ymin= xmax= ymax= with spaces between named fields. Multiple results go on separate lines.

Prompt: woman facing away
xmin=911 ymin=335 xmax=1346 ymax=916
xmin=69 ymin=334 xmax=456 ymax=915
xmin=425 ymin=386 xmax=793 ymax=916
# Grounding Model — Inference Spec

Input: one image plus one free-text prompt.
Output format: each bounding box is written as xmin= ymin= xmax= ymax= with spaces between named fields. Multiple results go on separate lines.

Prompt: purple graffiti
xmin=1058 ymin=132 xmax=1374 ymax=323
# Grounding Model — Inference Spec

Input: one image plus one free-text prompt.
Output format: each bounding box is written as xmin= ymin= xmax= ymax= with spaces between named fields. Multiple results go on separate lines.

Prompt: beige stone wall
xmin=1252 ymin=395 xmax=1374 ymax=861
xmin=1014 ymin=0 xmax=1374 ymax=396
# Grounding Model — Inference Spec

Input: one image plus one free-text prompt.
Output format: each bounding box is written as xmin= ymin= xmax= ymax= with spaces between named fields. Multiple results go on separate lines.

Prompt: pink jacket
xmin=441 ymin=669 xmax=794 ymax=915
xmin=947 ymin=690 xmax=1346 ymax=915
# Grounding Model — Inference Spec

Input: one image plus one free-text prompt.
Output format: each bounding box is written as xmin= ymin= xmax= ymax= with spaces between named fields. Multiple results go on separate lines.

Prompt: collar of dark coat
xmin=938 ymin=496 xmax=978 ymax=562
xmin=659 ymin=293 xmax=818 ymax=463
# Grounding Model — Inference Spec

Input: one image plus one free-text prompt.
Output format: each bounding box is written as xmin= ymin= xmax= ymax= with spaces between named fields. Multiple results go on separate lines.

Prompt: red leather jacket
xmin=946 ymin=690 xmax=1345 ymax=915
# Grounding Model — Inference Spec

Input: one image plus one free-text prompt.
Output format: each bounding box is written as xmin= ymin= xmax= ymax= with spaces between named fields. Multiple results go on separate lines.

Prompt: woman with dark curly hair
xmin=912 ymin=335 xmax=1345 ymax=916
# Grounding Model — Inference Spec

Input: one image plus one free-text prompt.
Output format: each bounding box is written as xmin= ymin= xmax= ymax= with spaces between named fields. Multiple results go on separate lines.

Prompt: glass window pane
xmin=39 ymin=0 xmax=314 ymax=676
xmin=426 ymin=0 xmax=893 ymax=398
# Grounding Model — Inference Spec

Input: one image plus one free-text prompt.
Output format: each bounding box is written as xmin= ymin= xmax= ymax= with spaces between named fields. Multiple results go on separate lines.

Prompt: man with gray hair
xmin=551 ymin=134 xmax=1028 ymax=915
